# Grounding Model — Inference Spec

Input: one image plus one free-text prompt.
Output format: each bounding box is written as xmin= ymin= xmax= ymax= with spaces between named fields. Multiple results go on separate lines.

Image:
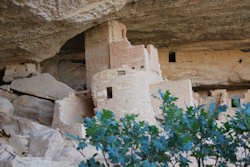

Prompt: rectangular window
xmin=107 ymin=87 xmax=113 ymax=99
xmin=117 ymin=70 xmax=126 ymax=75
xmin=169 ymin=52 xmax=176 ymax=62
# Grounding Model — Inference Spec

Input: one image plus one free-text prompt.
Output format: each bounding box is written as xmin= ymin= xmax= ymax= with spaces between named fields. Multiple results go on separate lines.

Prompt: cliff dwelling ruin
xmin=0 ymin=0 xmax=250 ymax=166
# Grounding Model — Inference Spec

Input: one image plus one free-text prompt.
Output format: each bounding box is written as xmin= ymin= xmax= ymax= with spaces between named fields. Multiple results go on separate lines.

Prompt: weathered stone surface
xmin=0 ymin=89 xmax=18 ymax=102
xmin=29 ymin=129 xmax=64 ymax=159
xmin=82 ymin=144 xmax=103 ymax=161
xmin=0 ymin=116 xmax=50 ymax=137
xmin=0 ymin=143 xmax=16 ymax=162
xmin=0 ymin=97 xmax=14 ymax=116
xmin=10 ymin=73 xmax=74 ymax=100
xmin=0 ymin=157 xmax=78 ymax=167
xmin=0 ymin=0 xmax=129 ymax=67
xmin=3 ymin=63 xmax=39 ymax=82
xmin=1 ymin=0 xmax=250 ymax=67
xmin=8 ymin=135 xmax=29 ymax=156
xmin=116 ymin=0 xmax=250 ymax=50
xmin=41 ymin=53 xmax=86 ymax=91
xmin=52 ymin=93 xmax=93 ymax=137
xmin=150 ymin=79 xmax=194 ymax=117
xmin=92 ymin=68 xmax=157 ymax=125
xmin=159 ymin=49 xmax=250 ymax=86
xmin=13 ymin=95 xmax=54 ymax=126
xmin=54 ymin=146 xmax=82 ymax=165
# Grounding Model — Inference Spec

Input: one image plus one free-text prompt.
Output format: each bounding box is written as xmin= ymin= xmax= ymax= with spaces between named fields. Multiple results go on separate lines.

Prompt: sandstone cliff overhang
xmin=1 ymin=0 xmax=250 ymax=67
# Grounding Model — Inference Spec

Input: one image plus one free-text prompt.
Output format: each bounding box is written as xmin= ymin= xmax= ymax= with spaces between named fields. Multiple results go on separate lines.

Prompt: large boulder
xmin=8 ymin=134 xmax=29 ymax=156
xmin=10 ymin=74 xmax=74 ymax=100
xmin=0 ymin=97 xmax=14 ymax=116
xmin=54 ymin=146 xmax=82 ymax=165
xmin=29 ymin=129 xmax=64 ymax=160
xmin=41 ymin=53 xmax=87 ymax=91
xmin=0 ymin=89 xmax=18 ymax=102
xmin=0 ymin=116 xmax=51 ymax=137
xmin=0 ymin=97 xmax=14 ymax=128
xmin=0 ymin=143 xmax=16 ymax=162
xmin=3 ymin=63 xmax=39 ymax=82
xmin=0 ymin=157 xmax=78 ymax=167
xmin=13 ymin=95 xmax=54 ymax=126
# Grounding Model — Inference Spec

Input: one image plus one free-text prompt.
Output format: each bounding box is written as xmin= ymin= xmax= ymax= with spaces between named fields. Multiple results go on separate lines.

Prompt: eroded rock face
xmin=10 ymin=74 xmax=74 ymax=100
xmin=0 ymin=97 xmax=14 ymax=116
xmin=3 ymin=64 xmax=39 ymax=83
xmin=117 ymin=0 xmax=250 ymax=50
xmin=29 ymin=129 xmax=64 ymax=159
xmin=1 ymin=0 xmax=250 ymax=67
xmin=0 ymin=143 xmax=16 ymax=162
xmin=54 ymin=146 xmax=82 ymax=165
xmin=8 ymin=135 xmax=29 ymax=156
xmin=0 ymin=116 xmax=51 ymax=137
xmin=13 ymin=95 xmax=54 ymax=126
xmin=0 ymin=157 xmax=77 ymax=167
xmin=0 ymin=89 xmax=18 ymax=102
xmin=0 ymin=0 xmax=129 ymax=67
xmin=41 ymin=53 xmax=87 ymax=91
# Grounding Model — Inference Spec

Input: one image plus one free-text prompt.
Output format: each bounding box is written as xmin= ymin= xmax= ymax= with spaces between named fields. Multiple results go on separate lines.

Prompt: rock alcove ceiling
xmin=1 ymin=0 xmax=250 ymax=67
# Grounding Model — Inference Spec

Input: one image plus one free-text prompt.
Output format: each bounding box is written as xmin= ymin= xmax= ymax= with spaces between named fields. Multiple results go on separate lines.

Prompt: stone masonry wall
xmin=150 ymin=79 xmax=194 ymax=118
xmin=159 ymin=49 xmax=250 ymax=86
xmin=85 ymin=22 xmax=111 ymax=87
xmin=194 ymin=89 xmax=250 ymax=121
xmin=91 ymin=68 xmax=156 ymax=125
xmin=85 ymin=20 xmax=162 ymax=88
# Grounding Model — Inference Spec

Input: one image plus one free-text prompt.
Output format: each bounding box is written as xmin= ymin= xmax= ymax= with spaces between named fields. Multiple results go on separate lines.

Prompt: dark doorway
xmin=107 ymin=87 xmax=113 ymax=99
xmin=169 ymin=52 xmax=176 ymax=62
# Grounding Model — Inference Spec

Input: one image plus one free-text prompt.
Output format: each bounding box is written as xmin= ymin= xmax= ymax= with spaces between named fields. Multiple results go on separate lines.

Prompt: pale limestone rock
xmin=10 ymin=74 xmax=74 ymax=100
xmin=29 ymin=129 xmax=64 ymax=159
xmin=52 ymin=93 xmax=93 ymax=138
xmin=54 ymin=146 xmax=82 ymax=165
xmin=0 ymin=89 xmax=18 ymax=102
xmin=13 ymin=95 xmax=54 ymax=126
xmin=0 ymin=97 xmax=14 ymax=116
xmin=17 ymin=117 xmax=51 ymax=135
xmin=0 ymin=116 xmax=50 ymax=137
xmin=8 ymin=135 xmax=29 ymax=156
xmin=0 ymin=97 xmax=14 ymax=130
xmin=0 ymin=85 xmax=11 ymax=91
xmin=82 ymin=145 xmax=103 ymax=162
xmin=116 ymin=0 xmax=250 ymax=51
xmin=3 ymin=64 xmax=39 ymax=82
xmin=0 ymin=143 xmax=16 ymax=162
xmin=41 ymin=53 xmax=87 ymax=91
xmin=0 ymin=157 xmax=78 ymax=167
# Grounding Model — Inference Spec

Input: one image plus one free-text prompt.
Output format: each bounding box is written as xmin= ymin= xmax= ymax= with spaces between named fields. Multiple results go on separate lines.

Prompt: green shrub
xmin=68 ymin=90 xmax=250 ymax=167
